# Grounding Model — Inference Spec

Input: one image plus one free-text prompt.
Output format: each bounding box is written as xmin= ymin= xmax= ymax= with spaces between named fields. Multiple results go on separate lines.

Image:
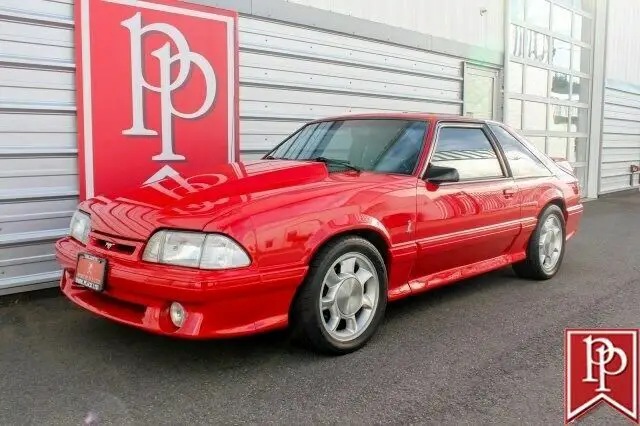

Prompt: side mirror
xmin=424 ymin=164 xmax=460 ymax=184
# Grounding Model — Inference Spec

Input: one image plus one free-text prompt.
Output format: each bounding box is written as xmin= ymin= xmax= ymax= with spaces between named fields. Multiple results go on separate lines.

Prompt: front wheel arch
xmin=289 ymin=228 xmax=389 ymax=335
xmin=308 ymin=228 xmax=390 ymax=268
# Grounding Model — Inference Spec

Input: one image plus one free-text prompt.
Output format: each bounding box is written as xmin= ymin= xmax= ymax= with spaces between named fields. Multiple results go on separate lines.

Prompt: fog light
xmin=169 ymin=302 xmax=187 ymax=327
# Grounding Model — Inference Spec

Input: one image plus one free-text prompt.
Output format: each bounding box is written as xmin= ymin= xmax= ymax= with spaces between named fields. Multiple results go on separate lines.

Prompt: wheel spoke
xmin=361 ymin=294 xmax=373 ymax=310
xmin=539 ymin=231 xmax=548 ymax=246
xmin=321 ymin=288 xmax=337 ymax=309
xmin=355 ymin=268 xmax=373 ymax=285
xmin=344 ymin=315 xmax=358 ymax=334
xmin=340 ymin=257 xmax=356 ymax=274
xmin=327 ymin=313 xmax=340 ymax=332
xmin=325 ymin=268 xmax=341 ymax=287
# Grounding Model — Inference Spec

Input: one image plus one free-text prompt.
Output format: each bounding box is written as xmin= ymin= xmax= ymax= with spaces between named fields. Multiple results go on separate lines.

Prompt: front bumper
xmin=55 ymin=237 xmax=307 ymax=338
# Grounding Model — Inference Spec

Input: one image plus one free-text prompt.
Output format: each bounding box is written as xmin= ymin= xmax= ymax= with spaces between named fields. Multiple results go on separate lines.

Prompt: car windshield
xmin=267 ymin=119 xmax=428 ymax=175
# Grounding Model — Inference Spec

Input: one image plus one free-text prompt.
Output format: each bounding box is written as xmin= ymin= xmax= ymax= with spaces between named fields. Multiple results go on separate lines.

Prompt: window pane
xmin=552 ymin=39 xmax=571 ymax=68
xmin=570 ymin=107 xmax=589 ymax=133
xmin=508 ymin=99 xmax=523 ymax=129
xmin=572 ymin=45 xmax=590 ymax=73
xmin=523 ymin=101 xmax=547 ymax=130
xmin=509 ymin=62 xmax=523 ymax=93
xmin=574 ymin=16 xmax=592 ymax=43
xmin=527 ymin=30 xmax=549 ymax=63
xmin=432 ymin=128 xmax=504 ymax=180
xmin=569 ymin=137 xmax=588 ymax=163
xmin=465 ymin=72 xmax=495 ymax=119
xmin=511 ymin=25 xmax=525 ymax=57
xmin=549 ymin=104 xmax=570 ymax=131
xmin=571 ymin=76 xmax=589 ymax=103
xmin=511 ymin=0 xmax=525 ymax=20
xmin=551 ymin=72 xmax=571 ymax=100
xmin=527 ymin=136 xmax=547 ymax=152
xmin=524 ymin=66 xmax=548 ymax=97
xmin=552 ymin=5 xmax=572 ymax=36
xmin=526 ymin=0 xmax=550 ymax=28
xmin=489 ymin=125 xmax=552 ymax=177
xmin=548 ymin=137 xmax=568 ymax=158
xmin=524 ymin=66 xmax=549 ymax=97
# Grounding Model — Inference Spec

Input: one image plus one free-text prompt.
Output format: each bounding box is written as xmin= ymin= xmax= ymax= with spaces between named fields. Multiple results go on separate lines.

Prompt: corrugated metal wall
xmin=0 ymin=0 xmax=464 ymax=294
xmin=600 ymin=83 xmax=640 ymax=194
xmin=605 ymin=0 xmax=640 ymax=84
xmin=599 ymin=0 xmax=640 ymax=195
xmin=0 ymin=0 xmax=77 ymax=294
xmin=283 ymin=0 xmax=505 ymax=52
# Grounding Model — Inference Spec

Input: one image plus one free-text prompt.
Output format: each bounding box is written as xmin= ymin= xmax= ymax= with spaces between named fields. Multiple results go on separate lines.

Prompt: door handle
xmin=503 ymin=188 xmax=516 ymax=198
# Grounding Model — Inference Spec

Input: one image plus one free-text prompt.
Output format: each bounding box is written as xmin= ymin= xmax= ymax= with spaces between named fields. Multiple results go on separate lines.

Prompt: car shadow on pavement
xmin=65 ymin=266 xmax=530 ymax=363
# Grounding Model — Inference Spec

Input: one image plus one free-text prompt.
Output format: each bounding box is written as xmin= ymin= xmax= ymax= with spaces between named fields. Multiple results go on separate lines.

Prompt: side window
xmin=431 ymin=127 xmax=505 ymax=180
xmin=489 ymin=124 xmax=552 ymax=178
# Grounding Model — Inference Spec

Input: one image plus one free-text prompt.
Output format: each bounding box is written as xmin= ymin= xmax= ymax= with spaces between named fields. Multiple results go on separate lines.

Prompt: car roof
xmin=308 ymin=112 xmax=490 ymax=125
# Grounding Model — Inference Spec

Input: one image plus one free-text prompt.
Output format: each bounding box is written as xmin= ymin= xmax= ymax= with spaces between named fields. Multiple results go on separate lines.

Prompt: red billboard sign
xmin=74 ymin=0 xmax=238 ymax=199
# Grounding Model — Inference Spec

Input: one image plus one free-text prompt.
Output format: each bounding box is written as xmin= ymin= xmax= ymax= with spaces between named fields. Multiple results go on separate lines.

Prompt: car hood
xmin=83 ymin=160 xmax=377 ymax=240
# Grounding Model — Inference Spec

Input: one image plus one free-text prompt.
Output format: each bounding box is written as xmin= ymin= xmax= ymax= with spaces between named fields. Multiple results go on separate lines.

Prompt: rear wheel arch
xmin=545 ymin=198 xmax=568 ymax=222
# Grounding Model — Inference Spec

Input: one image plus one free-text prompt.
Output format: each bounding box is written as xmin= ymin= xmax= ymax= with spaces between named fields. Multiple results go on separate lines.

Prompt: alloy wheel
xmin=318 ymin=252 xmax=379 ymax=342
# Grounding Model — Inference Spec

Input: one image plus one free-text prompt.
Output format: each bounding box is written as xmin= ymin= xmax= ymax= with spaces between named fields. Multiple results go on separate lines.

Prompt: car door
xmin=412 ymin=122 xmax=522 ymax=282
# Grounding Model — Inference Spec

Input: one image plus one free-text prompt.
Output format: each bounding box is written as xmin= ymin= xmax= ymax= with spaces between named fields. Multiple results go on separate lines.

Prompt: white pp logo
xmin=582 ymin=335 xmax=628 ymax=393
xmin=121 ymin=12 xmax=217 ymax=161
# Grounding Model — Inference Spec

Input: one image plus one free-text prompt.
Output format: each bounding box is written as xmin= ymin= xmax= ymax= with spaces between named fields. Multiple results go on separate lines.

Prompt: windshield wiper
xmin=310 ymin=156 xmax=361 ymax=172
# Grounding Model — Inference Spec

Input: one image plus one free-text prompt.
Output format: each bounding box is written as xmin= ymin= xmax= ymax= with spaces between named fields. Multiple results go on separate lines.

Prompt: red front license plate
xmin=74 ymin=253 xmax=107 ymax=291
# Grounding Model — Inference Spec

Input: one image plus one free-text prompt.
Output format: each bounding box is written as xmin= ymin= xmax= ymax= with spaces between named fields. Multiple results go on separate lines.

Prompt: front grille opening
xmin=95 ymin=239 xmax=136 ymax=255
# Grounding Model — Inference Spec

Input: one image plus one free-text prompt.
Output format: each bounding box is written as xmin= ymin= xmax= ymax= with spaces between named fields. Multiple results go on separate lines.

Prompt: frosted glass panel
xmin=509 ymin=62 xmax=523 ymax=93
xmin=549 ymin=104 xmax=569 ymax=132
xmin=525 ymin=66 xmax=548 ymax=97
xmin=551 ymin=73 xmax=570 ymax=100
xmin=523 ymin=101 xmax=547 ymax=130
xmin=552 ymin=5 xmax=572 ymax=36
xmin=527 ymin=0 xmax=550 ymax=28
xmin=508 ymin=99 xmax=523 ymax=129
xmin=465 ymin=73 xmax=494 ymax=119
xmin=548 ymin=137 xmax=568 ymax=158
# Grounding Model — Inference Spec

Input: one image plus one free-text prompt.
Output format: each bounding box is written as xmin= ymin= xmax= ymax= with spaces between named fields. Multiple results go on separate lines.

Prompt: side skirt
xmin=390 ymin=251 xmax=527 ymax=298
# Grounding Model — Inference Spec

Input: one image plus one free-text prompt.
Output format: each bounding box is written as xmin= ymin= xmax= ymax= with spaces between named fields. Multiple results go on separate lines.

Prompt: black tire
xmin=513 ymin=204 xmax=566 ymax=280
xmin=291 ymin=236 xmax=388 ymax=355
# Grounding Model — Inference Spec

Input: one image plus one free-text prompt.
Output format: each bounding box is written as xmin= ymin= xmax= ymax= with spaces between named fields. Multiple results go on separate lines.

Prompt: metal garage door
xmin=600 ymin=82 xmax=640 ymax=195
xmin=0 ymin=0 xmax=464 ymax=294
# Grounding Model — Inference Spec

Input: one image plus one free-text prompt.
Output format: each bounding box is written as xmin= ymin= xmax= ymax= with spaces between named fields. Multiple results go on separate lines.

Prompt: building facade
xmin=0 ymin=0 xmax=638 ymax=294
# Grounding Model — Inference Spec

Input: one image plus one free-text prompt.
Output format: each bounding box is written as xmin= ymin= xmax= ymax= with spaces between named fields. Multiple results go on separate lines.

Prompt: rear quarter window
xmin=489 ymin=124 xmax=553 ymax=178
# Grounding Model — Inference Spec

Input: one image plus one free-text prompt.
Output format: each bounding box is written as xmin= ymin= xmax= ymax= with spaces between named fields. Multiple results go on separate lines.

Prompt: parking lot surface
xmin=1 ymin=193 xmax=639 ymax=425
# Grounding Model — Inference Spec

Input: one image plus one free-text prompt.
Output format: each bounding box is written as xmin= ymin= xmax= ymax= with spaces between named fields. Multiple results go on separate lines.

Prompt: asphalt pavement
xmin=1 ymin=192 xmax=639 ymax=425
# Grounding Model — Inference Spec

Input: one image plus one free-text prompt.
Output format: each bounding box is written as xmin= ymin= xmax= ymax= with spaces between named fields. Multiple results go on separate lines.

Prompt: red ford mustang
xmin=56 ymin=114 xmax=583 ymax=354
